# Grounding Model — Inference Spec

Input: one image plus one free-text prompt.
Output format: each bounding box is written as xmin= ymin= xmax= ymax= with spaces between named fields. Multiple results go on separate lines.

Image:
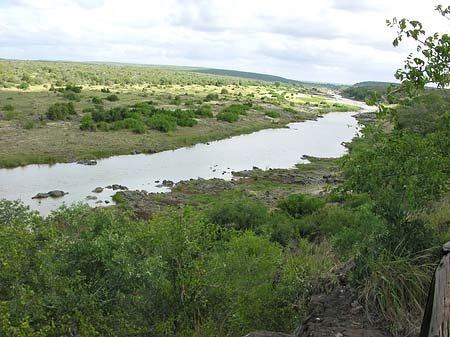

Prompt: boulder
xmin=92 ymin=187 xmax=104 ymax=193
xmin=32 ymin=192 xmax=50 ymax=199
xmin=162 ymin=180 xmax=174 ymax=187
xmin=77 ymin=159 xmax=97 ymax=166
xmin=48 ymin=190 xmax=68 ymax=198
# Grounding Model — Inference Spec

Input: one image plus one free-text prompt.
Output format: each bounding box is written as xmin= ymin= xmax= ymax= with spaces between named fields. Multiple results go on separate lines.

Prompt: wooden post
xmin=420 ymin=242 xmax=450 ymax=337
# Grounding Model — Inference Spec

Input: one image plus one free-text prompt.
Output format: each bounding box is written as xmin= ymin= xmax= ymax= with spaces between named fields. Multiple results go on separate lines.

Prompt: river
xmin=0 ymin=97 xmax=374 ymax=215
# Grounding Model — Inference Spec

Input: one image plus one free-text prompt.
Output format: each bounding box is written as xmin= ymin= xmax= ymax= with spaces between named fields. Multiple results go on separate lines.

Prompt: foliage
xmin=80 ymin=113 xmax=96 ymax=131
xmin=106 ymin=94 xmax=119 ymax=101
xmin=147 ymin=114 xmax=177 ymax=132
xmin=46 ymin=102 xmax=75 ymax=120
xmin=2 ymin=104 xmax=14 ymax=112
xmin=387 ymin=5 xmax=450 ymax=92
xmin=216 ymin=110 xmax=239 ymax=122
xmin=0 ymin=202 xmax=325 ymax=336
xmin=265 ymin=111 xmax=280 ymax=118
xmin=278 ymin=193 xmax=325 ymax=219
xmin=206 ymin=198 xmax=269 ymax=231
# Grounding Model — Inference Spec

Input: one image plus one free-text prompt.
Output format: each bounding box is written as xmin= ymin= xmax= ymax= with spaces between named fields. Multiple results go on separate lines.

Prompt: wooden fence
xmin=420 ymin=242 xmax=450 ymax=337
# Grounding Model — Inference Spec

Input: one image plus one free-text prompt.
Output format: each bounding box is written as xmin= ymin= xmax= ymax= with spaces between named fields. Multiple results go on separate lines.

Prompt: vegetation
xmin=1 ymin=6 xmax=448 ymax=336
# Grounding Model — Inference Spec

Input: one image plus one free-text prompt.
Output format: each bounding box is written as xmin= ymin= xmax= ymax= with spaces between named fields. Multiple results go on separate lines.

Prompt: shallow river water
xmin=0 ymin=97 xmax=373 ymax=215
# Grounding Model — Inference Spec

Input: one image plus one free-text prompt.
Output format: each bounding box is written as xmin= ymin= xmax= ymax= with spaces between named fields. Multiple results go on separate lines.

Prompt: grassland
xmin=0 ymin=60 xmax=358 ymax=168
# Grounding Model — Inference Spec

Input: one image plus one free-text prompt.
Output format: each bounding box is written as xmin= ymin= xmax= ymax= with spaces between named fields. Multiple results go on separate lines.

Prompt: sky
xmin=0 ymin=0 xmax=448 ymax=84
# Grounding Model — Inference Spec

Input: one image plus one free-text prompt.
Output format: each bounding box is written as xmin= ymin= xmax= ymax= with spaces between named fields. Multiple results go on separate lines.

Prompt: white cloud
xmin=0 ymin=0 xmax=447 ymax=83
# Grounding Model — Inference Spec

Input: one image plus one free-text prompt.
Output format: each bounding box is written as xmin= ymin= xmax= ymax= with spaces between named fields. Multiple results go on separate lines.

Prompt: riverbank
xmin=0 ymin=82 xmax=359 ymax=168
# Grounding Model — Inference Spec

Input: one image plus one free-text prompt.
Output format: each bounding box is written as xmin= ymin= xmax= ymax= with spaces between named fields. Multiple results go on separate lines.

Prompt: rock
xmin=77 ymin=159 xmax=97 ymax=166
xmin=32 ymin=190 xmax=68 ymax=199
xmin=105 ymin=200 xmax=110 ymax=204
xmin=86 ymin=195 xmax=98 ymax=200
xmin=155 ymin=180 xmax=160 ymax=183
xmin=112 ymin=184 xmax=128 ymax=190
xmin=162 ymin=180 xmax=174 ymax=187
xmin=32 ymin=192 xmax=50 ymax=199
xmin=252 ymin=166 xmax=260 ymax=170
xmin=48 ymin=190 xmax=67 ymax=198
xmin=106 ymin=184 xmax=128 ymax=190
xmin=92 ymin=187 xmax=103 ymax=193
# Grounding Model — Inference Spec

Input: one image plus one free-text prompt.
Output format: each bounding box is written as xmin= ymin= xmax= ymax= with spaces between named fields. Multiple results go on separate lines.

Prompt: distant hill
xmin=190 ymin=68 xmax=341 ymax=88
xmin=353 ymin=81 xmax=399 ymax=87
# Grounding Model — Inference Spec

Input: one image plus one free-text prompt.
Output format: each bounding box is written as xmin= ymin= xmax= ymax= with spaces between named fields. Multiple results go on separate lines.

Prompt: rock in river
xmin=92 ymin=187 xmax=104 ymax=193
xmin=106 ymin=184 xmax=128 ymax=191
xmin=32 ymin=190 xmax=68 ymax=199
xmin=77 ymin=159 xmax=97 ymax=166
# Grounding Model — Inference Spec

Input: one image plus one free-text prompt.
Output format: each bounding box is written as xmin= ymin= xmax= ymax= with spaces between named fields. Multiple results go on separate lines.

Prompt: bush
xmin=278 ymin=194 xmax=325 ymax=218
xmin=92 ymin=97 xmax=103 ymax=104
xmin=207 ymin=198 xmax=269 ymax=231
xmin=265 ymin=111 xmax=280 ymax=118
xmin=194 ymin=104 xmax=213 ymax=117
xmin=62 ymin=91 xmax=81 ymax=101
xmin=46 ymin=102 xmax=75 ymax=120
xmin=217 ymin=111 xmax=239 ymax=122
xmin=80 ymin=113 xmax=96 ymax=131
xmin=220 ymin=88 xmax=229 ymax=94
xmin=2 ymin=104 xmax=14 ymax=112
xmin=106 ymin=94 xmax=119 ymax=102
xmin=205 ymin=93 xmax=219 ymax=101
xmin=223 ymin=104 xmax=250 ymax=115
xmin=22 ymin=120 xmax=35 ymax=129
xmin=147 ymin=114 xmax=177 ymax=132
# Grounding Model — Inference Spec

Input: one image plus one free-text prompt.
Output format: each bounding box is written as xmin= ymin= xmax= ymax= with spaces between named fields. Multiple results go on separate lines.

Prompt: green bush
xmin=206 ymin=198 xmax=269 ymax=231
xmin=217 ymin=111 xmax=239 ymax=122
xmin=2 ymin=104 xmax=14 ymax=112
xmin=220 ymin=88 xmax=229 ymax=94
xmin=147 ymin=114 xmax=177 ymax=132
xmin=22 ymin=120 xmax=35 ymax=129
xmin=223 ymin=104 xmax=250 ymax=115
xmin=46 ymin=102 xmax=75 ymax=120
xmin=80 ymin=113 xmax=96 ymax=131
xmin=278 ymin=194 xmax=325 ymax=219
xmin=106 ymin=94 xmax=119 ymax=102
xmin=265 ymin=111 xmax=280 ymax=118
xmin=194 ymin=104 xmax=213 ymax=117
xmin=205 ymin=92 xmax=219 ymax=101
xmin=63 ymin=91 xmax=80 ymax=101
xmin=92 ymin=97 xmax=103 ymax=104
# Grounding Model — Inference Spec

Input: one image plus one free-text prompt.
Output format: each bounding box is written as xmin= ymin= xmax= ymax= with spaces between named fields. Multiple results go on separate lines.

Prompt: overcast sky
xmin=0 ymin=0 xmax=448 ymax=84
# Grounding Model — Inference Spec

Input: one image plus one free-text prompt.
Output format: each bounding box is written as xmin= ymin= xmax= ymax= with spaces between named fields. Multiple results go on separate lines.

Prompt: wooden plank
xmin=420 ymin=243 xmax=450 ymax=337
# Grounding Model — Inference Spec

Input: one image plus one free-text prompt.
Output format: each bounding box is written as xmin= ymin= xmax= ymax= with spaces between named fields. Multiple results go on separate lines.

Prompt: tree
xmin=387 ymin=5 xmax=450 ymax=94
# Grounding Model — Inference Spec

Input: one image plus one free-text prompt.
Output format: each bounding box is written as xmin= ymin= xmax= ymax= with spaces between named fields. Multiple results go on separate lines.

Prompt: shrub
xmin=63 ymin=91 xmax=81 ymax=101
xmin=217 ymin=111 xmax=239 ymax=122
xmin=2 ymin=104 xmax=14 ymax=112
xmin=206 ymin=198 xmax=269 ymax=231
xmin=205 ymin=93 xmax=219 ymax=101
xmin=265 ymin=111 xmax=280 ymax=118
xmin=80 ymin=113 xmax=96 ymax=131
xmin=278 ymin=194 xmax=325 ymax=218
xmin=92 ymin=97 xmax=103 ymax=104
xmin=223 ymin=104 xmax=250 ymax=115
xmin=46 ymin=102 xmax=75 ymax=120
xmin=22 ymin=120 xmax=35 ymax=129
xmin=106 ymin=94 xmax=119 ymax=102
xmin=220 ymin=88 xmax=229 ymax=94
xmin=194 ymin=104 xmax=213 ymax=117
xmin=147 ymin=114 xmax=177 ymax=132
